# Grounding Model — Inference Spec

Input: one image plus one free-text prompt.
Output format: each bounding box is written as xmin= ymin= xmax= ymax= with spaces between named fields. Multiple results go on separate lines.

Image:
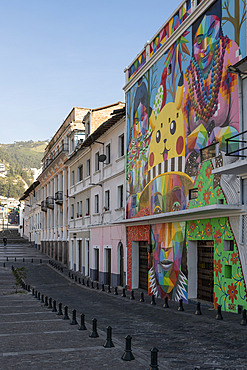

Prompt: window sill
xmin=103 ymin=209 xmax=111 ymax=214
xmin=84 ymin=215 xmax=90 ymax=218
xmin=115 ymin=207 xmax=124 ymax=211
xmin=93 ymin=213 xmax=100 ymax=216
xmin=93 ymin=170 xmax=101 ymax=175
xmin=104 ymin=163 xmax=112 ymax=169
xmin=116 ymin=155 xmax=125 ymax=163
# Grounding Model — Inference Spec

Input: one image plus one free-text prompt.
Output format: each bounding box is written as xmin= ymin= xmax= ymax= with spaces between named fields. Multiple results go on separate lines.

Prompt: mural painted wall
xmin=126 ymin=0 xmax=246 ymax=309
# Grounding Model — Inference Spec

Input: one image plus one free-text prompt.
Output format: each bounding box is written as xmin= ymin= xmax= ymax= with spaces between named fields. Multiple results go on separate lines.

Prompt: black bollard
xmin=107 ymin=285 xmax=111 ymax=293
xmin=91 ymin=281 xmax=94 ymax=289
xmin=78 ymin=314 xmax=87 ymax=330
xmin=6 ymin=257 xmax=8 ymax=261
xmin=163 ymin=296 xmax=169 ymax=308
xmin=32 ymin=288 xmax=35 ymax=296
xmin=31 ymin=258 xmax=33 ymax=263
xmin=11 ymin=265 xmax=14 ymax=271
xmin=52 ymin=300 xmax=57 ymax=312
xmin=86 ymin=280 xmax=89 ymax=287
xmin=57 ymin=302 xmax=63 ymax=316
xmin=40 ymin=259 xmax=42 ymax=264
xmin=61 ymin=267 xmax=63 ymax=273
xmin=103 ymin=326 xmax=114 ymax=348
xmin=195 ymin=302 xmax=202 ymax=315
xmin=241 ymin=309 xmax=247 ymax=326
xmin=82 ymin=278 xmax=85 ymax=285
xmin=150 ymin=347 xmax=159 ymax=369
xmin=28 ymin=285 xmax=31 ymax=292
xmin=44 ymin=296 xmax=48 ymax=307
xmin=101 ymin=283 xmax=105 ymax=292
xmin=63 ymin=306 xmax=70 ymax=320
xmin=114 ymin=287 xmax=118 ymax=295
xmin=23 ymin=258 xmax=25 ymax=262
xmin=35 ymin=290 xmax=38 ymax=298
xmin=3 ymin=262 xmax=5 ymax=267
xmin=78 ymin=278 xmax=81 ymax=284
xmin=140 ymin=292 xmax=145 ymax=302
xmin=121 ymin=335 xmax=135 ymax=361
xmin=151 ymin=294 xmax=156 ymax=305
xmin=15 ymin=257 xmax=16 ymax=262
xmin=89 ymin=318 xmax=99 ymax=338
xmin=48 ymin=297 xmax=53 ymax=309
xmin=130 ymin=290 xmax=135 ymax=300
xmin=96 ymin=282 xmax=99 ymax=290
xmin=71 ymin=273 xmax=74 ymax=280
xmin=216 ymin=305 xmax=223 ymax=320
xmin=41 ymin=294 xmax=44 ymax=303
xmin=75 ymin=275 xmax=77 ymax=282
xmin=70 ymin=309 xmax=78 ymax=325
xmin=37 ymin=292 xmax=40 ymax=300
xmin=25 ymin=284 xmax=27 ymax=290
xmin=178 ymin=299 xmax=184 ymax=311
xmin=58 ymin=266 xmax=60 ymax=271
xmin=68 ymin=271 xmax=71 ymax=278
xmin=122 ymin=288 xmax=126 ymax=297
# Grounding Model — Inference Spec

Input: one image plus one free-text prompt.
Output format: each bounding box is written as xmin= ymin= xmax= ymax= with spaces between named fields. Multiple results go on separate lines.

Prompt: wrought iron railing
xmin=43 ymin=143 xmax=69 ymax=170
xmin=226 ymin=130 xmax=247 ymax=158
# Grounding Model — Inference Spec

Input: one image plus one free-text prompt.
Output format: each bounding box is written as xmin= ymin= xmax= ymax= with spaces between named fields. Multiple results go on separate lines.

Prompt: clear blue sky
xmin=0 ymin=0 xmax=182 ymax=143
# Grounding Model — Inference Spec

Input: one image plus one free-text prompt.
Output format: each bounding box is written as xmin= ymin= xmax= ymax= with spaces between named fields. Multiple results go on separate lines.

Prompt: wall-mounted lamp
xmin=89 ymin=183 xmax=102 ymax=187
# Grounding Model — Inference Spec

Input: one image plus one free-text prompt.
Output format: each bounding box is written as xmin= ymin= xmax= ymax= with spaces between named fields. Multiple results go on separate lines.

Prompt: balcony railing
xmin=46 ymin=196 xmax=54 ymax=209
xmin=226 ymin=130 xmax=247 ymax=157
xmin=43 ymin=143 xmax=69 ymax=170
xmin=41 ymin=200 xmax=47 ymax=212
xmin=55 ymin=191 xmax=63 ymax=205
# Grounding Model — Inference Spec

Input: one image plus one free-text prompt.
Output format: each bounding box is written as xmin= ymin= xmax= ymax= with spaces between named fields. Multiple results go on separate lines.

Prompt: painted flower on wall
xmin=189 ymin=221 xmax=197 ymax=233
xmin=231 ymin=251 xmax=238 ymax=265
xmin=214 ymin=229 xmax=222 ymax=246
xmin=203 ymin=188 xmax=211 ymax=205
xmin=227 ymin=283 xmax=238 ymax=303
xmin=216 ymin=188 xmax=221 ymax=197
xmin=214 ymin=259 xmax=222 ymax=277
xmin=205 ymin=222 xmax=212 ymax=237
xmin=198 ymin=181 xmax=203 ymax=191
xmin=213 ymin=292 xmax=219 ymax=309
xmin=205 ymin=164 xmax=212 ymax=178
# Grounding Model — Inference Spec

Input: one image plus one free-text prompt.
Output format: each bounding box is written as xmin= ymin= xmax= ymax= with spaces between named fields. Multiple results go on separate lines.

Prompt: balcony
xmin=55 ymin=191 xmax=63 ymax=205
xmin=41 ymin=200 xmax=47 ymax=212
xmin=46 ymin=196 xmax=54 ymax=209
xmin=43 ymin=143 xmax=69 ymax=171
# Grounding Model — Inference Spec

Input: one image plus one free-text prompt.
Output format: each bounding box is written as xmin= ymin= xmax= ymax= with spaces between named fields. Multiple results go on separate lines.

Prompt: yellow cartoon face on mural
xmin=148 ymin=74 xmax=185 ymax=171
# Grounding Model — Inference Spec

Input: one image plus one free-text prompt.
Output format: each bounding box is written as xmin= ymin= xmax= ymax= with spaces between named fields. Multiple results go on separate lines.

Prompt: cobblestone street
xmin=0 ymin=242 xmax=247 ymax=369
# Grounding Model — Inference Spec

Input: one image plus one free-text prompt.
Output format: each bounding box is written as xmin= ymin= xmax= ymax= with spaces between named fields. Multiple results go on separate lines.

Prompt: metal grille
xmin=242 ymin=215 xmax=247 ymax=244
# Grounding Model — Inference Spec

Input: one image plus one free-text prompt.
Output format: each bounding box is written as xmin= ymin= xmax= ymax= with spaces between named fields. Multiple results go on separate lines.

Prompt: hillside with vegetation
xmin=0 ymin=140 xmax=47 ymax=199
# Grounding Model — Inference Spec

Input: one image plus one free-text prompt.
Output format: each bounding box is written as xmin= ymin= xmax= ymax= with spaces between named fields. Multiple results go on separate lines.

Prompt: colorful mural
xmin=126 ymin=0 xmax=246 ymax=311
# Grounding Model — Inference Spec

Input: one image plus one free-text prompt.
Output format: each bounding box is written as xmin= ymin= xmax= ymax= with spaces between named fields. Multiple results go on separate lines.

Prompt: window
xmin=95 ymin=194 xmax=99 ymax=214
xmin=79 ymin=201 xmax=82 ymax=217
xmin=78 ymin=165 xmax=83 ymax=182
xmin=86 ymin=198 xmax=90 ymax=216
xmin=189 ymin=188 xmax=198 ymax=200
xmin=71 ymin=171 xmax=75 ymax=186
xmin=86 ymin=159 xmax=90 ymax=177
xmin=76 ymin=202 xmax=79 ymax=217
xmin=118 ymin=134 xmax=124 ymax=157
xmin=71 ymin=138 xmax=74 ymax=152
xmin=71 ymin=204 xmax=74 ymax=219
xmin=118 ymin=185 xmax=124 ymax=208
xmin=95 ymin=152 xmax=99 ymax=172
xmin=86 ymin=122 xmax=90 ymax=136
xmin=105 ymin=190 xmax=110 ymax=211
xmin=106 ymin=144 xmax=111 ymax=164
xmin=200 ymin=142 xmax=218 ymax=162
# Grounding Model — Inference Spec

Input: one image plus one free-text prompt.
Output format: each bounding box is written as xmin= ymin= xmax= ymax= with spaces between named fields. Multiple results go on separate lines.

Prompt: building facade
xmin=123 ymin=0 xmax=247 ymax=312
xmin=66 ymin=107 xmax=126 ymax=286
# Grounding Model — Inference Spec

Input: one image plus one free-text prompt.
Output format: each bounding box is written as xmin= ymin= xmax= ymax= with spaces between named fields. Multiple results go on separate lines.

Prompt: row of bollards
xmin=5 ymin=257 xmax=43 ymax=263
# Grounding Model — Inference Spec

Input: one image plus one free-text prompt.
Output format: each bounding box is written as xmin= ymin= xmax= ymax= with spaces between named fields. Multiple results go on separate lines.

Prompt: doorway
xmin=78 ymin=240 xmax=82 ymax=272
xmin=118 ymin=242 xmax=124 ymax=286
xmin=94 ymin=248 xmax=99 ymax=281
xmin=139 ymin=241 xmax=148 ymax=290
xmin=105 ymin=248 xmax=111 ymax=286
xmin=197 ymin=240 xmax=214 ymax=302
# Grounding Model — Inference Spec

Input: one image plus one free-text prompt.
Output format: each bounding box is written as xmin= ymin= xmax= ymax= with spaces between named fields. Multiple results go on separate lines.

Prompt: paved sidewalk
xmin=1 ymin=244 xmax=247 ymax=369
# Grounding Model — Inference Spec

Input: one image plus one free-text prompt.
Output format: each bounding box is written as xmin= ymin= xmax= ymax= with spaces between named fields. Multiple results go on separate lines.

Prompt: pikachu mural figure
xmin=148 ymin=73 xmax=185 ymax=172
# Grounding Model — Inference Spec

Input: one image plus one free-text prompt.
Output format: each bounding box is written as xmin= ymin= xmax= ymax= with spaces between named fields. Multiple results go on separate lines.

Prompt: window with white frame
xmin=118 ymin=185 xmax=124 ymax=208
xmin=76 ymin=202 xmax=79 ymax=217
xmin=78 ymin=165 xmax=83 ymax=182
xmin=118 ymin=134 xmax=124 ymax=157
xmin=71 ymin=204 xmax=74 ymax=219
xmin=71 ymin=171 xmax=75 ymax=186
xmin=105 ymin=190 xmax=110 ymax=211
xmin=86 ymin=122 xmax=90 ymax=137
xmin=106 ymin=144 xmax=111 ymax=164
xmin=86 ymin=198 xmax=90 ymax=216
xmin=95 ymin=152 xmax=99 ymax=172
xmin=94 ymin=194 xmax=99 ymax=214
xmin=86 ymin=159 xmax=90 ymax=177
xmin=79 ymin=201 xmax=82 ymax=216
xmin=71 ymin=138 xmax=74 ymax=152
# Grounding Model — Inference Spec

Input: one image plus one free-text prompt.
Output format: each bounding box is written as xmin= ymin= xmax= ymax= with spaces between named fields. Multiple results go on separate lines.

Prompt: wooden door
xmin=197 ymin=241 xmax=214 ymax=302
xmin=95 ymin=248 xmax=99 ymax=281
xmin=78 ymin=241 xmax=82 ymax=272
xmin=139 ymin=242 xmax=148 ymax=290
xmin=120 ymin=243 xmax=124 ymax=286
xmin=107 ymin=249 xmax=111 ymax=286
